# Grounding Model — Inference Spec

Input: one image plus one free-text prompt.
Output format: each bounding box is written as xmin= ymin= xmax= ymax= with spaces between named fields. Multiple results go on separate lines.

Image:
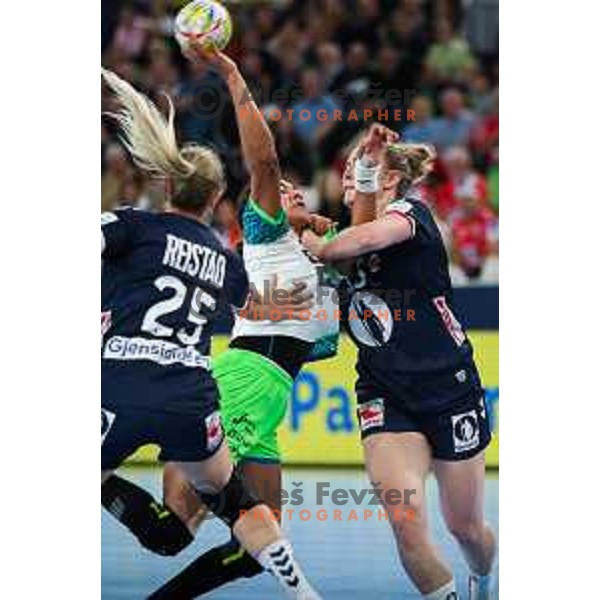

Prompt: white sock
xmin=424 ymin=578 xmax=459 ymax=600
xmin=255 ymin=539 xmax=321 ymax=600
xmin=469 ymin=573 xmax=493 ymax=599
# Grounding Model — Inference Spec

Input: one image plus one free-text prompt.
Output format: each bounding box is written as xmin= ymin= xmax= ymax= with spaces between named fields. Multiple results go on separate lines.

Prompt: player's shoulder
xmin=385 ymin=193 xmax=426 ymax=222
xmin=387 ymin=191 xmax=431 ymax=219
xmin=242 ymin=197 xmax=289 ymax=245
xmin=101 ymin=205 xmax=151 ymax=226
xmin=386 ymin=198 xmax=419 ymax=217
xmin=386 ymin=194 xmax=441 ymax=248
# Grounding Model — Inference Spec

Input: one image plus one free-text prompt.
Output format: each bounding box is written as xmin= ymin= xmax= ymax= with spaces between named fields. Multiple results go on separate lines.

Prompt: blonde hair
xmin=385 ymin=143 xmax=436 ymax=195
xmin=101 ymin=67 xmax=224 ymax=211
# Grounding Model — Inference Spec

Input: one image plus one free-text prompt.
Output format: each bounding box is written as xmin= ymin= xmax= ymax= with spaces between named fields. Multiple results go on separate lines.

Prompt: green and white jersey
xmin=232 ymin=199 xmax=338 ymax=345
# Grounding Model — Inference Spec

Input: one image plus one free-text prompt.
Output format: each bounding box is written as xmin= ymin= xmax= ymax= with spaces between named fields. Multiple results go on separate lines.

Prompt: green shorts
xmin=213 ymin=348 xmax=293 ymax=463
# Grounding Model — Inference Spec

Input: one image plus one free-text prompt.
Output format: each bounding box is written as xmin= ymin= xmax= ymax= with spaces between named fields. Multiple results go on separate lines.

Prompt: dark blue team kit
xmin=342 ymin=198 xmax=491 ymax=460
xmin=101 ymin=199 xmax=490 ymax=470
xmin=101 ymin=208 xmax=248 ymax=469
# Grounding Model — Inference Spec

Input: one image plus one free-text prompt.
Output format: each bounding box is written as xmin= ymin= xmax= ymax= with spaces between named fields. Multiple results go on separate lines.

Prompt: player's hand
xmin=287 ymin=208 xmax=334 ymax=238
xmin=184 ymin=43 xmax=238 ymax=77
xmin=286 ymin=205 xmax=312 ymax=236
xmin=309 ymin=214 xmax=336 ymax=236
xmin=299 ymin=229 xmax=325 ymax=261
xmin=361 ymin=124 xmax=399 ymax=164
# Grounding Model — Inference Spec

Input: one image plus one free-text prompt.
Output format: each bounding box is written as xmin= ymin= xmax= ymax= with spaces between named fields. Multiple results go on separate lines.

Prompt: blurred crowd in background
xmin=101 ymin=0 xmax=499 ymax=284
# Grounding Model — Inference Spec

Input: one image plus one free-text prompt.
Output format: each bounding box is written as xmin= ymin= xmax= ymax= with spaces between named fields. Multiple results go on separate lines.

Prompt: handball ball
xmin=175 ymin=0 xmax=232 ymax=53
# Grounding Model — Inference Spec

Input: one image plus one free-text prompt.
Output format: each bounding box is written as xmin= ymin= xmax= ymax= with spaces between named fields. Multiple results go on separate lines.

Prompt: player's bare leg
xmin=148 ymin=461 xmax=281 ymax=599
xmin=433 ymin=452 xmax=496 ymax=599
xmin=241 ymin=461 xmax=282 ymax=517
xmin=174 ymin=443 xmax=320 ymax=599
xmin=175 ymin=446 xmax=278 ymax=554
xmin=364 ymin=432 xmax=458 ymax=599
xmin=165 ymin=459 xmax=283 ymax=523
xmin=163 ymin=462 xmax=208 ymax=534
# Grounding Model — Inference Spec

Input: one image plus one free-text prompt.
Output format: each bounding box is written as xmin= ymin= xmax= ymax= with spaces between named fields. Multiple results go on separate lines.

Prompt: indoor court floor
xmin=102 ymin=467 xmax=499 ymax=599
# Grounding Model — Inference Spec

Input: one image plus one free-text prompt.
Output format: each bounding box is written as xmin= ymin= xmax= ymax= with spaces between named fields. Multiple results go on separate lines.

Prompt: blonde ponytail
xmin=101 ymin=68 xmax=224 ymax=210
xmin=386 ymin=143 xmax=436 ymax=195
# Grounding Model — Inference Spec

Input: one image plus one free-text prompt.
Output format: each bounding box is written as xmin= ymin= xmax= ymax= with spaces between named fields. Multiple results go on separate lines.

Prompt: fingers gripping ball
xmin=175 ymin=0 xmax=233 ymax=53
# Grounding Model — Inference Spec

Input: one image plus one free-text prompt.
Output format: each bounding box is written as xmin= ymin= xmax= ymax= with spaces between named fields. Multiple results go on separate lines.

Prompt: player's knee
xmin=445 ymin=517 xmax=483 ymax=546
xmin=197 ymin=466 xmax=260 ymax=528
xmin=102 ymin=475 xmax=194 ymax=557
xmin=380 ymin=487 xmax=425 ymax=533
xmin=385 ymin=495 xmax=428 ymax=551
xmin=139 ymin=510 xmax=194 ymax=556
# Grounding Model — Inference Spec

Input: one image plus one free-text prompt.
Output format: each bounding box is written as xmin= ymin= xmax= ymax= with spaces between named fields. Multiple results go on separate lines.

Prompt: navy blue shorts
xmin=356 ymin=361 xmax=492 ymax=461
xmin=101 ymin=404 xmax=224 ymax=471
xmin=101 ymin=364 xmax=226 ymax=470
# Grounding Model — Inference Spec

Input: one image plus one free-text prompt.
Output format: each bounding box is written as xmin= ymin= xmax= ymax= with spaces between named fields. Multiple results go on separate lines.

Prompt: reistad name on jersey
xmin=163 ymin=234 xmax=227 ymax=288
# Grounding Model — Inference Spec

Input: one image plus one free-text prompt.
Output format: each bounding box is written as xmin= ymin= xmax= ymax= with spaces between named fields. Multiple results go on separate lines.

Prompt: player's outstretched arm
xmin=185 ymin=45 xmax=281 ymax=217
xmin=301 ymin=214 xmax=413 ymax=263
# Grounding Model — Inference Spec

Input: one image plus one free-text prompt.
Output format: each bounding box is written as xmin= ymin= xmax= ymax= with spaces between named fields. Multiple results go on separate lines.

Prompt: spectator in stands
xmin=101 ymin=143 xmax=131 ymax=212
xmin=100 ymin=0 xmax=499 ymax=285
xmin=331 ymin=42 xmax=374 ymax=113
xmin=469 ymin=69 xmax=495 ymax=116
xmin=101 ymin=124 xmax=111 ymax=170
xmin=387 ymin=0 xmax=430 ymax=84
xmin=106 ymin=58 xmax=138 ymax=88
xmin=373 ymin=45 xmax=406 ymax=119
xmin=335 ymin=0 xmax=381 ymax=49
xmin=146 ymin=35 xmax=173 ymax=65
xmin=149 ymin=2 xmax=175 ymax=38
xmin=267 ymin=16 xmax=308 ymax=79
xmin=487 ymin=146 xmax=499 ymax=214
xmin=111 ymin=6 xmax=151 ymax=60
xmin=425 ymin=18 xmax=476 ymax=85
xmin=241 ymin=50 xmax=276 ymax=105
xmin=145 ymin=56 xmax=179 ymax=109
xmin=436 ymin=146 xmax=488 ymax=219
xmin=173 ymin=57 xmax=222 ymax=144
xmin=449 ymin=179 xmax=497 ymax=281
xmin=254 ymin=5 xmax=277 ymax=42
xmin=402 ymin=95 xmax=438 ymax=143
xmin=429 ymin=87 xmax=475 ymax=150
xmin=316 ymin=42 xmax=344 ymax=91
xmin=269 ymin=113 xmax=315 ymax=186
xmin=471 ymin=86 xmax=499 ymax=167
xmin=306 ymin=0 xmax=346 ymax=45
xmin=332 ymin=42 xmax=373 ymax=103
xmin=292 ymin=68 xmax=338 ymax=146
xmin=119 ymin=173 xmax=152 ymax=211
xmin=211 ymin=198 xmax=243 ymax=251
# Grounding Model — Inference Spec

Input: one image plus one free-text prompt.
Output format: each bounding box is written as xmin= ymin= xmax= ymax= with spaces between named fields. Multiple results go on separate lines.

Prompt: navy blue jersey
xmin=340 ymin=198 xmax=474 ymax=386
xmin=101 ymin=208 xmax=248 ymax=415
